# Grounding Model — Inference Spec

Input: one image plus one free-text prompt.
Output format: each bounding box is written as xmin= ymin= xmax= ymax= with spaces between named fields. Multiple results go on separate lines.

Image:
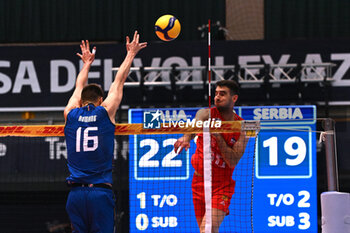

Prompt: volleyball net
xmin=129 ymin=120 xmax=259 ymax=233
xmin=0 ymin=119 xmax=259 ymax=233
xmin=0 ymin=106 xmax=324 ymax=233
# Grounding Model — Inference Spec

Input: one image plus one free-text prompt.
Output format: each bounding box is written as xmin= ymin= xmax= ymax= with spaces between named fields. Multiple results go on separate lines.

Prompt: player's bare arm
xmin=64 ymin=40 xmax=96 ymax=120
xmin=213 ymin=131 xmax=248 ymax=168
xmin=174 ymin=108 xmax=210 ymax=153
xmin=102 ymin=31 xmax=147 ymax=124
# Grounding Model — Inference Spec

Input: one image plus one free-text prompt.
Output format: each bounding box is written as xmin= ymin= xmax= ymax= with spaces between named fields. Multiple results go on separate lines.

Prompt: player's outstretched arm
xmin=174 ymin=108 xmax=209 ymax=154
xmin=64 ymin=40 xmax=96 ymax=120
xmin=102 ymin=31 xmax=147 ymax=123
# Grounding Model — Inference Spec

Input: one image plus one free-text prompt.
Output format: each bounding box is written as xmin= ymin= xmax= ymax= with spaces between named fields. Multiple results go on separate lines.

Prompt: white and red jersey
xmin=191 ymin=107 xmax=243 ymax=184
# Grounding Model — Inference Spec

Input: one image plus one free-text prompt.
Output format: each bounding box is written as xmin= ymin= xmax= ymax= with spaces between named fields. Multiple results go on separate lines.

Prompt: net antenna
xmin=204 ymin=19 xmax=213 ymax=233
xmin=208 ymin=19 xmax=212 ymax=113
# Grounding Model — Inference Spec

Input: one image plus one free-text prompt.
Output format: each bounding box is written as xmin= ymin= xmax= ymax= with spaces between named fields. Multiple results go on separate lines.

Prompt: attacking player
xmin=64 ymin=32 xmax=147 ymax=233
xmin=174 ymin=80 xmax=248 ymax=233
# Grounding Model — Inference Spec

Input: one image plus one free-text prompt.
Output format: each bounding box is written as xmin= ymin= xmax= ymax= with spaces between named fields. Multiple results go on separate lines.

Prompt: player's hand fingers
xmin=174 ymin=140 xmax=183 ymax=154
xmin=174 ymin=140 xmax=180 ymax=149
xmin=176 ymin=146 xmax=183 ymax=154
xmin=82 ymin=40 xmax=86 ymax=51
xmin=86 ymin=40 xmax=90 ymax=51
xmin=76 ymin=53 xmax=83 ymax=59
xmin=126 ymin=36 xmax=130 ymax=45
xmin=140 ymin=42 xmax=147 ymax=49
xmin=136 ymin=33 xmax=139 ymax=43
xmin=133 ymin=31 xmax=137 ymax=42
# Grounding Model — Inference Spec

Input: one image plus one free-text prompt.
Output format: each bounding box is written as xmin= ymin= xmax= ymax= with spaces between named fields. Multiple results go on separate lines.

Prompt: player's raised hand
xmin=126 ymin=31 xmax=147 ymax=56
xmin=174 ymin=136 xmax=191 ymax=154
xmin=76 ymin=40 xmax=96 ymax=65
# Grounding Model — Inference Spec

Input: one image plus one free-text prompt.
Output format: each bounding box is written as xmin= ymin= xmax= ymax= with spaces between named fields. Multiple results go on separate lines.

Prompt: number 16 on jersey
xmin=256 ymin=127 xmax=313 ymax=179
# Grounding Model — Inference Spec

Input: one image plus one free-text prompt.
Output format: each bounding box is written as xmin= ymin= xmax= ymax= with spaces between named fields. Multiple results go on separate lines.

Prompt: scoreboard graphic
xmin=239 ymin=106 xmax=317 ymax=232
xmin=128 ymin=106 xmax=317 ymax=232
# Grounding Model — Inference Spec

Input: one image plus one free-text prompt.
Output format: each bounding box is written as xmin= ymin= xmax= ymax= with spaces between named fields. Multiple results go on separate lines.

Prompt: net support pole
xmin=323 ymin=118 xmax=339 ymax=191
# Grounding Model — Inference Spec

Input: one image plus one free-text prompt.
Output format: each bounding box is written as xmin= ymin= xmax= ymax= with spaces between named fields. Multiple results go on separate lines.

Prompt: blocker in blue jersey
xmin=64 ymin=33 xmax=147 ymax=233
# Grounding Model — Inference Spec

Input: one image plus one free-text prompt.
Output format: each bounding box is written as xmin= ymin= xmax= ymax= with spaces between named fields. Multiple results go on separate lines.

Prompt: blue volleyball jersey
xmin=64 ymin=104 xmax=115 ymax=184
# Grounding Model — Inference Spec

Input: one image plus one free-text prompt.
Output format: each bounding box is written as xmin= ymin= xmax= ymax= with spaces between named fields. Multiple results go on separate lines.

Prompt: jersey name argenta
xmin=64 ymin=104 xmax=115 ymax=184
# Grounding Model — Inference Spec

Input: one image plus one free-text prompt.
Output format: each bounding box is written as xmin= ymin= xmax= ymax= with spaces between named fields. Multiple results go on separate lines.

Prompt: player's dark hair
xmin=216 ymin=80 xmax=239 ymax=96
xmin=81 ymin=84 xmax=104 ymax=103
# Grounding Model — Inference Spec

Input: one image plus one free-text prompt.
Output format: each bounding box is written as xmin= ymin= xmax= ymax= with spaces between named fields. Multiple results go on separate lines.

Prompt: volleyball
xmin=154 ymin=15 xmax=181 ymax=41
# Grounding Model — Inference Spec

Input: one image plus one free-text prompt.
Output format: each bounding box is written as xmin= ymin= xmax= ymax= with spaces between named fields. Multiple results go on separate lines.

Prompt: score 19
xmin=256 ymin=127 xmax=313 ymax=179
xmin=263 ymin=136 xmax=306 ymax=166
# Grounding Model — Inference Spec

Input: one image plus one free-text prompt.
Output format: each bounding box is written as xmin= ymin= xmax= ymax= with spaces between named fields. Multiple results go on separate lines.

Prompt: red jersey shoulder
xmin=234 ymin=113 xmax=244 ymax=121
xmin=210 ymin=107 xmax=222 ymax=120
xmin=211 ymin=107 xmax=244 ymax=121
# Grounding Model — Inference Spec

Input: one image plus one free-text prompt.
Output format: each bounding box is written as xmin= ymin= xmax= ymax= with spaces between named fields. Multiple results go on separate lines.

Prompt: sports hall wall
xmin=1 ymin=0 xmax=350 ymax=43
xmin=0 ymin=0 xmax=225 ymax=43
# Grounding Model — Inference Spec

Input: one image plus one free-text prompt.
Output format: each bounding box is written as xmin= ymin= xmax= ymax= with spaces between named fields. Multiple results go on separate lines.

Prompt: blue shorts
xmin=66 ymin=187 xmax=115 ymax=233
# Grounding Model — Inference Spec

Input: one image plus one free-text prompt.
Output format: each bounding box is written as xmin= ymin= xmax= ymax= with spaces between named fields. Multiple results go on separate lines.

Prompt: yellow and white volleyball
xmin=154 ymin=15 xmax=181 ymax=41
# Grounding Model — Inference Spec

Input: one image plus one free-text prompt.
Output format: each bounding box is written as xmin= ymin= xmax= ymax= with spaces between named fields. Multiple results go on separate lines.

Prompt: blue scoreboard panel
xmin=129 ymin=106 xmax=317 ymax=232
xmin=240 ymin=106 xmax=317 ymax=232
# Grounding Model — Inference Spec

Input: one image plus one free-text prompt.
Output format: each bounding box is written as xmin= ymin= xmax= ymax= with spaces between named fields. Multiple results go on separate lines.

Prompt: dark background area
xmin=2 ymin=0 xmax=350 ymax=43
